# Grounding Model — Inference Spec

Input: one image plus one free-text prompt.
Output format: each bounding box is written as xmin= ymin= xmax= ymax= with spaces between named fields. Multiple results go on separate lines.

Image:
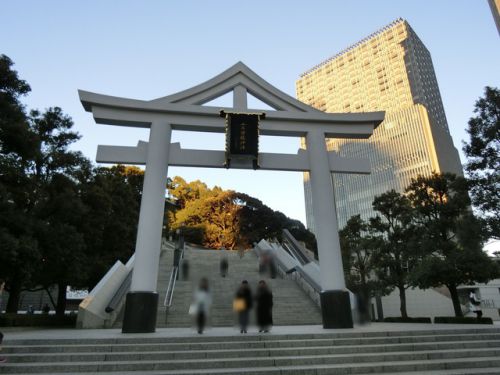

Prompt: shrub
xmin=0 ymin=314 xmax=77 ymax=327
xmin=434 ymin=316 xmax=493 ymax=325
xmin=383 ymin=317 xmax=432 ymax=323
xmin=182 ymin=225 xmax=205 ymax=245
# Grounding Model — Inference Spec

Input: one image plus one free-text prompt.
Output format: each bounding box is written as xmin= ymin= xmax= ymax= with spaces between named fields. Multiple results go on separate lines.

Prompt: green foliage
xmin=0 ymin=55 xmax=41 ymax=312
xmin=0 ymin=55 xmax=142 ymax=314
xmin=79 ymin=165 xmax=142 ymax=288
xmin=339 ymin=215 xmax=380 ymax=299
xmin=181 ymin=225 xmax=205 ymax=244
xmin=0 ymin=54 xmax=34 ymax=158
xmin=369 ymin=190 xmax=420 ymax=318
xmin=406 ymin=173 xmax=498 ymax=317
xmin=342 ymin=172 xmax=498 ymax=319
xmin=168 ymin=176 xmax=316 ymax=250
xmin=463 ymin=86 xmax=500 ymax=238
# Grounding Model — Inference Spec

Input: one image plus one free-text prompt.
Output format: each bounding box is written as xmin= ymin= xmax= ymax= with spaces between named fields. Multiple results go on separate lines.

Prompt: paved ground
xmin=2 ymin=322 xmax=499 ymax=341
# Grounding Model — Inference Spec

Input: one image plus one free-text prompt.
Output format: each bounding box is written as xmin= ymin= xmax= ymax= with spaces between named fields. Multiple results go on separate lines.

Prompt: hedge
xmin=0 ymin=313 xmax=77 ymax=327
xmin=434 ymin=316 xmax=493 ymax=325
xmin=383 ymin=317 xmax=432 ymax=323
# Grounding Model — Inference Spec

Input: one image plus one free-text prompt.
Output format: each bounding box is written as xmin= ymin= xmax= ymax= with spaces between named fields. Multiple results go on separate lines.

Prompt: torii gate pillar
xmin=307 ymin=130 xmax=352 ymax=328
xmin=121 ymin=121 xmax=172 ymax=333
xmin=79 ymin=62 xmax=384 ymax=333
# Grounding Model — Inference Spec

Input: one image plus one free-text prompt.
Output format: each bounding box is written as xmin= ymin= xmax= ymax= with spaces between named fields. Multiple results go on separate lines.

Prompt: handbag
xmin=188 ymin=303 xmax=197 ymax=315
xmin=233 ymin=298 xmax=246 ymax=312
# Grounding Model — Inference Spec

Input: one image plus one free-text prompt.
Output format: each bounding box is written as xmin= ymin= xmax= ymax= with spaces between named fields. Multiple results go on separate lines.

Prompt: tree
xmin=80 ymin=165 xmax=142 ymax=288
xmin=36 ymin=174 xmax=87 ymax=315
xmin=0 ymin=54 xmax=34 ymax=157
xmin=25 ymin=107 xmax=90 ymax=315
xmin=168 ymin=177 xmax=316 ymax=250
xmin=463 ymin=86 xmax=500 ymax=239
xmin=0 ymin=188 xmax=40 ymax=312
xmin=0 ymin=55 xmax=40 ymax=312
xmin=407 ymin=173 xmax=498 ymax=317
xmin=0 ymin=55 xmax=145 ymax=313
xmin=339 ymin=215 xmax=380 ymax=311
xmin=369 ymin=190 xmax=419 ymax=319
xmin=167 ymin=176 xmax=212 ymax=209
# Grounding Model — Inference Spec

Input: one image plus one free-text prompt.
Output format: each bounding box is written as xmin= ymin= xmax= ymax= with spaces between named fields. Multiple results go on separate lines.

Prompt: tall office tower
xmin=296 ymin=18 xmax=463 ymax=232
xmin=489 ymin=0 xmax=500 ymax=36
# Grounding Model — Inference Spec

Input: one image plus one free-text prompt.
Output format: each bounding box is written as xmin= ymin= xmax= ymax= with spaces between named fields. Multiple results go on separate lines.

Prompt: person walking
xmin=234 ymin=280 xmax=253 ymax=333
xmin=191 ymin=278 xmax=212 ymax=334
xmin=255 ymin=280 xmax=273 ymax=333
xmin=220 ymin=247 xmax=228 ymax=278
xmin=469 ymin=290 xmax=482 ymax=320
xmin=181 ymin=259 xmax=190 ymax=281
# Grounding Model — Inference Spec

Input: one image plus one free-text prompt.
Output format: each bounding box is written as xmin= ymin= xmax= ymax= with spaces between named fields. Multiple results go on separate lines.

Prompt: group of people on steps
xmin=191 ymin=278 xmax=273 ymax=334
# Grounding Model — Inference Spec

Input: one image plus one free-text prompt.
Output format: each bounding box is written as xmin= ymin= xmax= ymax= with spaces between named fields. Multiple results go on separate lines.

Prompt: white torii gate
xmin=79 ymin=62 xmax=384 ymax=332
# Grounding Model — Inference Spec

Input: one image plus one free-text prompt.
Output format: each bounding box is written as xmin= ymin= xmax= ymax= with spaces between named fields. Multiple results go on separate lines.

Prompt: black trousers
xmin=239 ymin=310 xmax=250 ymax=331
xmin=197 ymin=311 xmax=206 ymax=332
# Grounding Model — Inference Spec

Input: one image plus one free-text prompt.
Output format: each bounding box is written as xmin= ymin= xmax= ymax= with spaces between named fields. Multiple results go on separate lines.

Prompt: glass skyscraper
xmin=296 ymin=18 xmax=463 ymax=231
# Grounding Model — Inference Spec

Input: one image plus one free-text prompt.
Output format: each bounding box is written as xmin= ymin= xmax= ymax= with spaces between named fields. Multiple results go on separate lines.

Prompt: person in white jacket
xmin=469 ymin=290 xmax=482 ymax=320
xmin=192 ymin=278 xmax=212 ymax=334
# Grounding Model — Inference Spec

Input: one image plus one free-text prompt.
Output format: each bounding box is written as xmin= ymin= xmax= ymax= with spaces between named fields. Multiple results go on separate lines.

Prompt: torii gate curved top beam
xmin=79 ymin=61 xmax=383 ymax=136
xmin=79 ymin=62 xmax=384 ymax=332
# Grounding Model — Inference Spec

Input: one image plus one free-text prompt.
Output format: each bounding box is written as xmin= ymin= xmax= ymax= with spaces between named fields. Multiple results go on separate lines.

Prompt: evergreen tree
xmin=463 ymin=86 xmax=500 ymax=238
xmin=168 ymin=177 xmax=316 ymax=250
xmin=339 ymin=215 xmax=380 ymax=314
xmin=369 ymin=190 xmax=419 ymax=318
xmin=0 ymin=55 xmax=40 ymax=312
xmin=407 ymin=173 xmax=497 ymax=317
xmin=80 ymin=165 xmax=142 ymax=288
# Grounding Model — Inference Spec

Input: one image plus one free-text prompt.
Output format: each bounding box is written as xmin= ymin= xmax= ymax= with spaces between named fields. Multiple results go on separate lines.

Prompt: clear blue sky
xmin=1 ymin=0 xmax=499 ymax=226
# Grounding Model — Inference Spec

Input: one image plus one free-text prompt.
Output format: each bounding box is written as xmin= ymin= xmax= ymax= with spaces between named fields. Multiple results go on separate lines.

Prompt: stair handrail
xmin=293 ymin=265 xmax=321 ymax=293
xmin=269 ymin=243 xmax=321 ymax=307
xmin=272 ymin=246 xmax=321 ymax=293
xmin=282 ymin=229 xmax=312 ymax=266
xmin=164 ymin=266 xmax=179 ymax=308
xmin=164 ymin=239 xmax=184 ymax=309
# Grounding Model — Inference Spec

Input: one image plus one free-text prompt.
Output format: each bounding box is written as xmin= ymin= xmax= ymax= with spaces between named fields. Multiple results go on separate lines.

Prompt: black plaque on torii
xmin=220 ymin=110 xmax=265 ymax=169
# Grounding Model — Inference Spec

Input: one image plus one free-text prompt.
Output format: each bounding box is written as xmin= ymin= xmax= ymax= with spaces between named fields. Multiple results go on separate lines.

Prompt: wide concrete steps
xmin=3 ymin=328 xmax=500 ymax=374
xmin=158 ymin=247 xmax=322 ymax=327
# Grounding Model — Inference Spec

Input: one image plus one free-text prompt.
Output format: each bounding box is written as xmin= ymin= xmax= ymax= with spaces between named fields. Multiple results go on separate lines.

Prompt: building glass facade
xmin=296 ymin=18 xmax=463 ymax=231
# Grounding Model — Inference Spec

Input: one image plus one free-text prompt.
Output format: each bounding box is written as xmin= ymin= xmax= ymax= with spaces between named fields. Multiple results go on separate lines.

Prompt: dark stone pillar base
xmin=122 ymin=291 xmax=158 ymax=333
xmin=320 ymin=290 xmax=353 ymax=329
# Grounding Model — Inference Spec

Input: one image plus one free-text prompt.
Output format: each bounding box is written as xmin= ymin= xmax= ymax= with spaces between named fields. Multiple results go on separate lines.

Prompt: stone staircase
xmin=3 ymin=327 xmax=500 ymax=374
xmin=157 ymin=246 xmax=322 ymax=327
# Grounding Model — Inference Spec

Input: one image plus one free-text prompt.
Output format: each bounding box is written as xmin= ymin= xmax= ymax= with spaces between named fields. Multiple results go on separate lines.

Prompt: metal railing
xmin=163 ymin=237 xmax=185 ymax=314
xmin=164 ymin=266 xmax=179 ymax=308
xmin=282 ymin=229 xmax=311 ymax=266
xmin=293 ymin=266 xmax=321 ymax=292
xmin=271 ymin=244 xmax=322 ymax=307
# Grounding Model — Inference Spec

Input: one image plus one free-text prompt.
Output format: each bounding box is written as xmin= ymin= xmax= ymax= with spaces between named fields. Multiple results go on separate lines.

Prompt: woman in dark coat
xmin=235 ymin=280 xmax=253 ymax=333
xmin=255 ymin=280 xmax=273 ymax=332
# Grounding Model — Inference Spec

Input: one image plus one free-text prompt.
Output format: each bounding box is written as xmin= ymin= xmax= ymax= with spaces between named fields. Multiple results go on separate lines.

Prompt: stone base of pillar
xmin=122 ymin=291 xmax=158 ymax=333
xmin=320 ymin=290 xmax=353 ymax=329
